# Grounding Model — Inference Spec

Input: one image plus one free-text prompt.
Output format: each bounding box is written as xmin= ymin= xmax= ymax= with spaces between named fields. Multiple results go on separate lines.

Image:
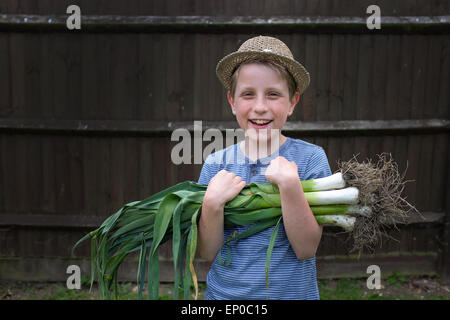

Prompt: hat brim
xmin=216 ymin=50 xmax=310 ymax=95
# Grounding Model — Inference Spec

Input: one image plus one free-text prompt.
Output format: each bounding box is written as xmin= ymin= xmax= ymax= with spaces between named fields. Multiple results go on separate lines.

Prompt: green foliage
xmin=385 ymin=271 xmax=408 ymax=287
xmin=318 ymin=277 xmax=450 ymax=300
xmin=73 ymin=179 xmax=360 ymax=300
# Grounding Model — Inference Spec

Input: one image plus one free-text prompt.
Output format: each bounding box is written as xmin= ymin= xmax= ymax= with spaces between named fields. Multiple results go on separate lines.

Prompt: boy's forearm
xmin=197 ymin=197 xmax=225 ymax=262
xmin=278 ymin=178 xmax=322 ymax=260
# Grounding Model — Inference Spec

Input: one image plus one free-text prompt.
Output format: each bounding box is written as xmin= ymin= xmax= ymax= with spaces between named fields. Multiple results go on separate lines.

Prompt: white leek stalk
xmin=315 ymin=215 xmax=356 ymax=232
xmin=301 ymin=172 xmax=346 ymax=192
xmin=305 ymin=187 xmax=359 ymax=205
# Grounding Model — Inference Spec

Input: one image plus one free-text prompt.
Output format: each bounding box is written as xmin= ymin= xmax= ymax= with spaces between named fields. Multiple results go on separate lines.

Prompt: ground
xmin=318 ymin=274 xmax=450 ymax=300
xmin=1 ymin=274 xmax=449 ymax=300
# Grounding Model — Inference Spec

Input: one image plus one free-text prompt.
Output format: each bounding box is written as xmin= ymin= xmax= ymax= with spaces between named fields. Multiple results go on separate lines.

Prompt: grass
xmin=2 ymin=274 xmax=449 ymax=300
xmin=318 ymin=274 xmax=450 ymax=300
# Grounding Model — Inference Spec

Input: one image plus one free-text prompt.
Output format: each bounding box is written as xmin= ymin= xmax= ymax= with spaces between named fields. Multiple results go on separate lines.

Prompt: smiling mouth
xmin=249 ymin=119 xmax=272 ymax=125
xmin=248 ymin=119 xmax=273 ymax=130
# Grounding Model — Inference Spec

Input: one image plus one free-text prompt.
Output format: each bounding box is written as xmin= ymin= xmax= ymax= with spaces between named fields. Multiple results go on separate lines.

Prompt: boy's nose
xmin=253 ymin=97 xmax=268 ymax=114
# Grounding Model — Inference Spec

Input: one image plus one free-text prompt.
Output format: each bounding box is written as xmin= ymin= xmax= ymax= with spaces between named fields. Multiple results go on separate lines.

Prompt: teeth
xmin=252 ymin=120 xmax=271 ymax=125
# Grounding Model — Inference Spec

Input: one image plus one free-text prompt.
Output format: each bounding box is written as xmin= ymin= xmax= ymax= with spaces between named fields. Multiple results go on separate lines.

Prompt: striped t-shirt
xmin=197 ymin=137 xmax=332 ymax=300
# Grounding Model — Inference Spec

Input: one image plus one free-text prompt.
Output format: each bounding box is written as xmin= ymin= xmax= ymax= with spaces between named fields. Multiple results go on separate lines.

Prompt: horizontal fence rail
xmin=0 ymin=14 xmax=449 ymax=33
xmin=0 ymin=118 xmax=448 ymax=136
xmin=0 ymin=253 xmax=439 ymax=282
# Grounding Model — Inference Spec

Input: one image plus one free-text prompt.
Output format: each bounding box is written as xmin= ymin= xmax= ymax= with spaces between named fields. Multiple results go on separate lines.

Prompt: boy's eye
xmin=268 ymin=92 xmax=280 ymax=97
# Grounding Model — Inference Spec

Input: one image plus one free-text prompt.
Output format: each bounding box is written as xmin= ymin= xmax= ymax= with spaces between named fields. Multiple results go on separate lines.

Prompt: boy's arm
xmin=265 ymin=157 xmax=322 ymax=260
xmin=278 ymin=177 xmax=322 ymax=260
xmin=198 ymin=170 xmax=246 ymax=262
xmin=197 ymin=197 xmax=225 ymax=262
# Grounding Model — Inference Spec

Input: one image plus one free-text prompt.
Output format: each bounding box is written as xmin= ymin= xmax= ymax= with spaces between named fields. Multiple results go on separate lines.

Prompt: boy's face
xmin=227 ymin=63 xmax=300 ymax=145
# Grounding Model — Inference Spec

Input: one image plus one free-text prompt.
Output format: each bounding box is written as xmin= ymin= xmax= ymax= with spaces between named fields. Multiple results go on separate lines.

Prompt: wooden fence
xmin=0 ymin=0 xmax=449 ymax=283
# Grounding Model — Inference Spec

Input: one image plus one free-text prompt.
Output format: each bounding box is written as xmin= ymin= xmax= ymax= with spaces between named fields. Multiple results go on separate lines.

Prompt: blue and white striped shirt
xmin=198 ymin=137 xmax=332 ymax=300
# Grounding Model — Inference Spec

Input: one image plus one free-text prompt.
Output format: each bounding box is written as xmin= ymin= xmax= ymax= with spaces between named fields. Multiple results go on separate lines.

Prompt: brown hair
xmin=229 ymin=58 xmax=297 ymax=100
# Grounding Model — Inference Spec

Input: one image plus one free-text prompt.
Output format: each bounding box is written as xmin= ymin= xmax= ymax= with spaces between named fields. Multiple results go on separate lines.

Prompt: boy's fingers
xmin=236 ymin=180 xmax=246 ymax=192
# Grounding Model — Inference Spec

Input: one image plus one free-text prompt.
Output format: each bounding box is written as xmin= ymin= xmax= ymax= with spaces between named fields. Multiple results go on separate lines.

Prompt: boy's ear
xmin=227 ymin=91 xmax=236 ymax=115
xmin=287 ymin=92 xmax=300 ymax=116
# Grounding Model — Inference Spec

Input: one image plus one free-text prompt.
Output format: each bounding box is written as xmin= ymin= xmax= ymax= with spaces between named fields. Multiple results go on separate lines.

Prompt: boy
xmin=197 ymin=36 xmax=331 ymax=299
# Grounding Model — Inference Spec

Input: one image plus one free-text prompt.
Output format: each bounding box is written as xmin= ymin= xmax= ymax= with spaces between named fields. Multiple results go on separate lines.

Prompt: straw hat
xmin=216 ymin=36 xmax=310 ymax=95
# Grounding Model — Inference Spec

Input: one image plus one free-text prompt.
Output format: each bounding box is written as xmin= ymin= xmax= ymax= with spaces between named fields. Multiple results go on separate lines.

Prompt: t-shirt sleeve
xmin=197 ymin=154 xmax=221 ymax=185
xmin=303 ymin=147 xmax=332 ymax=180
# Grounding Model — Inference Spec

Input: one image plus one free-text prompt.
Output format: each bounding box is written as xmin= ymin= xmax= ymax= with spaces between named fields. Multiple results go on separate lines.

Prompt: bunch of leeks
xmin=73 ymin=154 xmax=413 ymax=300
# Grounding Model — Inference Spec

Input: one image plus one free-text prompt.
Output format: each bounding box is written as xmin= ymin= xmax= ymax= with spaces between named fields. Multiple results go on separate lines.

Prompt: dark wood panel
xmin=0 ymin=0 xmax=449 ymax=282
xmin=1 ymin=33 xmax=448 ymax=122
xmin=0 ymin=213 xmax=444 ymax=260
xmin=0 ymin=132 xmax=447 ymax=216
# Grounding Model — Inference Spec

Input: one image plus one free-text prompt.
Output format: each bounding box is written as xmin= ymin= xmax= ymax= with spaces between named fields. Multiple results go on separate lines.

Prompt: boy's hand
xmin=265 ymin=156 xmax=301 ymax=189
xmin=204 ymin=170 xmax=246 ymax=209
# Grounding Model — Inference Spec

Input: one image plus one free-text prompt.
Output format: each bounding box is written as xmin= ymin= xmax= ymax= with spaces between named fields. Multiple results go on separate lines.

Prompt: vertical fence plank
xmin=397 ymin=35 xmax=414 ymax=120
xmin=437 ymin=35 xmax=449 ymax=119
xmin=355 ymin=35 xmax=372 ymax=120
xmin=53 ymin=34 xmax=69 ymax=119
xmin=342 ymin=35 xmax=358 ymax=121
xmin=137 ymin=33 xmax=152 ymax=121
xmin=54 ymin=135 xmax=71 ymax=215
xmin=302 ymin=34 xmax=318 ymax=121
xmin=166 ymin=34 xmax=182 ymax=122
xmin=9 ymin=34 xmax=26 ymax=118
xmin=65 ymin=33 xmax=82 ymax=120
xmin=328 ymin=34 xmax=344 ymax=122
xmin=316 ymin=34 xmax=331 ymax=121
xmin=431 ymin=134 xmax=448 ymax=212
xmin=441 ymin=134 xmax=450 ymax=279
xmin=0 ymin=34 xmax=10 ymax=116
xmin=110 ymin=138 xmax=126 ymax=212
xmin=151 ymin=34 xmax=166 ymax=121
xmin=371 ymin=35 xmax=387 ymax=120
xmin=26 ymin=135 xmax=42 ymax=214
xmin=423 ymin=35 xmax=441 ymax=120
xmin=405 ymin=134 xmax=419 ymax=210
xmin=97 ymin=34 xmax=113 ymax=120
xmin=0 ymin=135 xmax=3 ymax=213
xmin=410 ymin=35 xmax=428 ymax=120
xmin=384 ymin=34 xmax=401 ymax=120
